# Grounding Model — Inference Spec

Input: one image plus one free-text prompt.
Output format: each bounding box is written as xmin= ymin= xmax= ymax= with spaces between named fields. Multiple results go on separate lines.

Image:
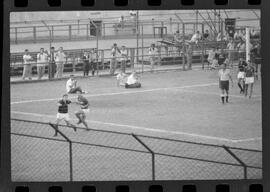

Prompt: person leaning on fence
xmin=22 ymin=49 xmax=33 ymax=80
xmin=55 ymin=47 xmax=67 ymax=78
xmin=148 ymin=44 xmax=159 ymax=71
xmin=120 ymin=46 xmax=128 ymax=73
xmin=36 ymin=48 xmax=48 ymax=80
xmin=48 ymin=46 xmax=56 ymax=79
xmin=82 ymin=51 xmax=90 ymax=77
xmin=66 ymin=75 xmax=87 ymax=94
xmin=125 ymin=71 xmax=141 ymax=88
xmin=186 ymin=44 xmax=193 ymax=70
xmin=190 ymin=31 xmax=201 ymax=44
xmin=110 ymin=43 xmax=120 ymax=75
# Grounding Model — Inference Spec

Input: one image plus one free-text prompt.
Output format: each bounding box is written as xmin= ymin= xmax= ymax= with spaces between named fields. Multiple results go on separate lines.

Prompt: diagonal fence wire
xmin=11 ymin=118 xmax=262 ymax=181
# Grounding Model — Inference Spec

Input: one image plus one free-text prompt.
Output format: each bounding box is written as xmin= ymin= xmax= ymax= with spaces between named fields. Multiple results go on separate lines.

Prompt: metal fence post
xmin=223 ymin=145 xmax=248 ymax=179
xmin=49 ymin=123 xmax=74 ymax=181
xmin=33 ymin=26 xmax=36 ymax=43
xmin=69 ymin=25 xmax=72 ymax=40
xmin=132 ymin=134 xmax=155 ymax=180
xmin=15 ymin=27 xmax=18 ymax=44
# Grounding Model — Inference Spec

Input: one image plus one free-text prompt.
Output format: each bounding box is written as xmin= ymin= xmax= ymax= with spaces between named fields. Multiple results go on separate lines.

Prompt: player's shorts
xmin=237 ymin=71 xmax=245 ymax=79
xmin=245 ymin=77 xmax=255 ymax=84
xmin=219 ymin=80 xmax=229 ymax=91
xmin=56 ymin=113 xmax=70 ymax=121
xmin=82 ymin=108 xmax=90 ymax=113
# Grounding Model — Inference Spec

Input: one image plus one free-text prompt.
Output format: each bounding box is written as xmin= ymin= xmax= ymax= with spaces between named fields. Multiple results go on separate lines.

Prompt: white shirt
xmin=66 ymin=79 xmax=75 ymax=92
xmin=190 ymin=33 xmax=200 ymax=42
xmin=126 ymin=74 xmax=138 ymax=85
xmin=55 ymin=51 xmax=66 ymax=62
xmin=218 ymin=69 xmax=231 ymax=81
xmin=149 ymin=47 xmax=158 ymax=56
xmin=37 ymin=52 xmax=48 ymax=67
xmin=111 ymin=47 xmax=119 ymax=58
xmin=208 ymin=50 xmax=215 ymax=61
xmin=23 ymin=54 xmax=32 ymax=65
xmin=120 ymin=49 xmax=128 ymax=61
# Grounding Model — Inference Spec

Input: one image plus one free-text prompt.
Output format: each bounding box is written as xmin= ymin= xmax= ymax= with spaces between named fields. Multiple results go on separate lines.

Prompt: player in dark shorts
xmin=218 ymin=64 xmax=233 ymax=104
xmin=50 ymin=94 xmax=77 ymax=137
xmin=75 ymin=94 xmax=90 ymax=130
xmin=237 ymin=58 xmax=247 ymax=94
xmin=244 ymin=62 xmax=255 ymax=98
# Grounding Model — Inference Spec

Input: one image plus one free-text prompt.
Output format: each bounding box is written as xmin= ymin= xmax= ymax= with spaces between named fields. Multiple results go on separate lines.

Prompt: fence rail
xmin=11 ymin=118 xmax=262 ymax=181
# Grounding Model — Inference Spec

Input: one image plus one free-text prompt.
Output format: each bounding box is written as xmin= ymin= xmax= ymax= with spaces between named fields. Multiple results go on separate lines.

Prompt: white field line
xmin=11 ymin=111 xmax=261 ymax=143
xmin=11 ymin=82 xmax=218 ymax=105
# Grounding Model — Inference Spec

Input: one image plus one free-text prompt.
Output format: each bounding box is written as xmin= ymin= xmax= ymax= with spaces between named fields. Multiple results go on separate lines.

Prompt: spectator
xmin=89 ymin=49 xmax=97 ymax=76
xmin=55 ymin=47 xmax=66 ymax=78
xmin=148 ymin=43 xmax=159 ymax=71
xmin=110 ymin=43 xmax=120 ymax=75
xmin=120 ymin=46 xmax=128 ymax=73
xmin=227 ymin=39 xmax=235 ymax=66
xmin=216 ymin=32 xmax=222 ymax=42
xmin=48 ymin=46 xmax=56 ymax=79
xmin=207 ymin=47 xmax=216 ymax=69
xmin=82 ymin=51 xmax=90 ymax=77
xmin=66 ymin=75 xmax=87 ymax=94
xmin=203 ymin=30 xmax=210 ymax=40
xmin=190 ymin=31 xmax=201 ymax=44
xmin=237 ymin=40 xmax=246 ymax=59
xmin=186 ymin=44 xmax=193 ymax=70
xmin=22 ymin=49 xmax=33 ymax=80
xmin=125 ymin=71 xmax=141 ymax=88
xmin=118 ymin=15 xmax=125 ymax=28
xmin=36 ymin=48 xmax=48 ymax=80
xmin=174 ymin=30 xmax=181 ymax=43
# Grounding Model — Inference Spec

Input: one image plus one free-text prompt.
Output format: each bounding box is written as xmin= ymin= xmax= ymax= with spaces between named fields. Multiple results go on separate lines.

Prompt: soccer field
xmin=10 ymin=69 xmax=262 ymax=181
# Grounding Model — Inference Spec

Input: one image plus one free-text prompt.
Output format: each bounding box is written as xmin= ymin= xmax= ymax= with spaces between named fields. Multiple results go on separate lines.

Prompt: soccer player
xmin=244 ymin=61 xmax=255 ymax=98
xmin=218 ymin=63 xmax=233 ymax=104
xmin=66 ymin=75 xmax=87 ymax=94
xmin=50 ymin=94 xmax=77 ymax=137
xmin=75 ymin=94 xmax=90 ymax=130
xmin=237 ymin=58 xmax=247 ymax=94
xmin=125 ymin=71 xmax=141 ymax=88
xmin=116 ymin=71 xmax=127 ymax=87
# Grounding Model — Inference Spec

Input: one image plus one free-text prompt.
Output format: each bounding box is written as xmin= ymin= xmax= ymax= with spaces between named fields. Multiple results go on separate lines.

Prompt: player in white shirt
xmin=218 ymin=64 xmax=233 ymax=104
xmin=66 ymin=75 xmax=87 ymax=94
xmin=116 ymin=71 xmax=127 ymax=87
xmin=55 ymin=47 xmax=66 ymax=78
xmin=36 ymin=48 xmax=49 ymax=80
xmin=125 ymin=72 xmax=141 ymax=88
xmin=22 ymin=49 xmax=33 ymax=80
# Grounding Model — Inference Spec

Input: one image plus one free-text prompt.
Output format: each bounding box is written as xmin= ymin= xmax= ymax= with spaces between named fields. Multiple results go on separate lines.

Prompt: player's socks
xmin=221 ymin=97 xmax=224 ymax=104
xmin=238 ymin=83 xmax=243 ymax=93
xmin=226 ymin=96 xmax=229 ymax=103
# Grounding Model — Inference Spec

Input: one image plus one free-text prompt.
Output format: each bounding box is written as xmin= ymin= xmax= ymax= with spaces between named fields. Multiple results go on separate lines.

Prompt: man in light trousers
xmin=55 ymin=47 xmax=67 ymax=78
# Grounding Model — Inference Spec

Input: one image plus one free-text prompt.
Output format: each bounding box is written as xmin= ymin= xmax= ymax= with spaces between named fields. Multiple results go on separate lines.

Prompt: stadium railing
xmin=11 ymin=118 xmax=262 ymax=181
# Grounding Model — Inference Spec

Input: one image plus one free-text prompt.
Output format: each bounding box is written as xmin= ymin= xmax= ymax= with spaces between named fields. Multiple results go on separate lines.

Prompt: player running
xmin=50 ymin=94 xmax=77 ymax=137
xmin=244 ymin=61 xmax=255 ymax=98
xmin=75 ymin=93 xmax=90 ymax=130
xmin=218 ymin=63 xmax=233 ymax=104
xmin=237 ymin=58 xmax=247 ymax=94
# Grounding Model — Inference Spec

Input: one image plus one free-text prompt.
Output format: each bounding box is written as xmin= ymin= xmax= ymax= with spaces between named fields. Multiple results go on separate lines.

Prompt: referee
xmin=218 ymin=63 xmax=233 ymax=104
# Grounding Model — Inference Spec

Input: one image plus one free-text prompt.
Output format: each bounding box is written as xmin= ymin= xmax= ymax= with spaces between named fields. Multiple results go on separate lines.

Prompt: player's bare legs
xmin=249 ymin=83 xmax=254 ymax=99
xmin=50 ymin=119 xmax=61 ymax=137
xmin=75 ymin=111 xmax=89 ymax=130
xmin=64 ymin=120 xmax=77 ymax=132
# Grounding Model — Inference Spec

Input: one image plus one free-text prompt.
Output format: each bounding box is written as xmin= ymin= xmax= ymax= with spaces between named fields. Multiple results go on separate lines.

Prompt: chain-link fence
xmin=11 ymin=118 xmax=262 ymax=181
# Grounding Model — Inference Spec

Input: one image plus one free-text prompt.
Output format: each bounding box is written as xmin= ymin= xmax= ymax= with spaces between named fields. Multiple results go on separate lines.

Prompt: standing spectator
xmin=186 ymin=44 xmax=193 ymax=70
xmin=227 ymin=39 xmax=235 ymax=66
xmin=118 ymin=15 xmax=125 ymax=28
xmin=208 ymin=47 xmax=216 ymax=69
xmin=237 ymin=40 xmax=246 ymax=60
xmin=82 ymin=51 xmax=90 ymax=77
xmin=22 ymin=49 xmax=33 ymax=80
xmin=174 ymin=30 xmax=181 ymax=43
xmin=49 ymin=46 xmax=56 ymax=79
xmin=91 ymin=49 xmax=98 ymax=76
xmin=148 ymin=43 xmax=159 ymax=71
xmin=110 ymin=43 xmax=120 ymax=75
xmin=36 ymin=48 xmax=48 ymax=80
xmin=55 ymin=47 xmax=66 ymax=78
xmin=120 ymin=46 xmax=128 ymax=73
xmin=203 ymin=30 xmax=210 ymax=40
xmin=244 ymin=61 xmax=255 ymax=98
xmin=190 ymin=31 xmax=201 ymax=44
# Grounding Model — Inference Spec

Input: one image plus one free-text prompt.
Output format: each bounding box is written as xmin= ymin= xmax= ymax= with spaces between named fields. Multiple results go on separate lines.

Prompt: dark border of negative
xmin=1 ymin=0 xmax=270 ymax=192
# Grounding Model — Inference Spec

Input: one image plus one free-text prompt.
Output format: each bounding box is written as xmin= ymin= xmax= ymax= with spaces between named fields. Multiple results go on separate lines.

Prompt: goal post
xmin=246 ymin=27 xmax=251 ymax=62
